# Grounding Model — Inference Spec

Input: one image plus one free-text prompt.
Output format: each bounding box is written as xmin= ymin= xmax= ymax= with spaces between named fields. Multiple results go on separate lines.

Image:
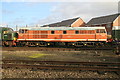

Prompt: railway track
xmin=2 ymin=60 xmax=120 ymax=73
xmin=2 ymin=47 xmax=113 ymax=51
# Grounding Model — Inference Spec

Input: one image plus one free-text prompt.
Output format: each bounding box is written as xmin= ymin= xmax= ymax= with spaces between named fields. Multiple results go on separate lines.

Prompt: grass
xmin=28 ymin=53 xmax=49 ymax=58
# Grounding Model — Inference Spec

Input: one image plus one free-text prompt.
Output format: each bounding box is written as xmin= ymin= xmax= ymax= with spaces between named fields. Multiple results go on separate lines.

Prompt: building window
xmin=51 ymin=31 xmax=55 ymax=34
xmin=63 ymin=31 xmax=67 ymax=34
xmin=75 ymin=31 xmax=79 ymax=34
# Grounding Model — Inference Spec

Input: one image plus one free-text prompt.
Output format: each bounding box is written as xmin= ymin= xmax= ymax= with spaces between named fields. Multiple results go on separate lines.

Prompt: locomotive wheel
xmin=3 ymin=41 xmax=13 ymax=47
xmin=16 ymin=42 xmax=25 ymax=47
xmin=8 ymin=41 xmax=13 ymax=47
xmin=3 ymin=41 xmax=9 ymax=47
xmin=95 ymin=42 xmax=105 ymax=48
xmin=115 ymin=52 xmax=120 ymax=55
xmin=16 ymin=42 xmax=21 ymax=47
xmin=39 ymin=42 xmax=47 ymax=47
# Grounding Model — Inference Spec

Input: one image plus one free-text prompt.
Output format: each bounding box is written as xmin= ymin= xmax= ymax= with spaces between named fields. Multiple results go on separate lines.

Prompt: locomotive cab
xmin=18 ymin=28 xmax=29 ymax=40
xmin=19 ymin=29 xmax=28 ymax=33
xmin=0 ymin=27 xmax=18 ymax=46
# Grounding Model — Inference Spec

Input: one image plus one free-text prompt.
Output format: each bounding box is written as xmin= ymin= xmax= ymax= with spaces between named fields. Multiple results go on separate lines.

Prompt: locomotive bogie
xmin=71 ymin=41 xmax=106 ymax=47
xmin=2 ymin=41 xmax=15 ymax=47
xmin=17 ymin=41 xmax=49 ymax=47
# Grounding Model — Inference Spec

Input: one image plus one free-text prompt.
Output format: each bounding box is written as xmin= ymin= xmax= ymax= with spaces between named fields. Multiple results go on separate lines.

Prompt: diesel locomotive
xmin=0 ymin=27 xmax=18 ymax=46
xmin=16 ymin=27 xmax=107 ymax=47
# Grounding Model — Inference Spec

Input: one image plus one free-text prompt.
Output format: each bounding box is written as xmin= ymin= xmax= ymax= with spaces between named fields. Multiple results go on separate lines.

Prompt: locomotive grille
xmin=41 ymin=31 xmax=48 ymax=38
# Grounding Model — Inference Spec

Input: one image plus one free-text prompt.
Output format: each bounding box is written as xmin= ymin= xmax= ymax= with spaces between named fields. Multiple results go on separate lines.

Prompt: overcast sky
xmin=1 ymin=0 xmax=119 ymax=30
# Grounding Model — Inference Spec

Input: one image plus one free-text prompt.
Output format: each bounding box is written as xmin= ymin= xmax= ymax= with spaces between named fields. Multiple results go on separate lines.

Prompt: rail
xmin=2 ymin=60 xmax=120 ymax=72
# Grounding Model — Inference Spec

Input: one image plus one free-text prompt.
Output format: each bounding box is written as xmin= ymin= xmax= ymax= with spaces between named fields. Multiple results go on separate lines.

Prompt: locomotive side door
xmin=24 ymin=29 xmax=28 ymax=40
xmin=95 ymin=29 xmax=100 ymax=41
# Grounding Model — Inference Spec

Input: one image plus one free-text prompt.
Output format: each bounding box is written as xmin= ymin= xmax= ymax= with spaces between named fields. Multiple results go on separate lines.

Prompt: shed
xmin=86 ymin=13 xmax=120 ymax=34
xmin=42 ymin=17 xmax=85 ymax=27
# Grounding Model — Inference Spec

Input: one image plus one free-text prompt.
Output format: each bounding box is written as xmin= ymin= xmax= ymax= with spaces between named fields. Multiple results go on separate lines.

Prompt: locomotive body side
xmin=17 ymin=27 xmax=107 ymax=47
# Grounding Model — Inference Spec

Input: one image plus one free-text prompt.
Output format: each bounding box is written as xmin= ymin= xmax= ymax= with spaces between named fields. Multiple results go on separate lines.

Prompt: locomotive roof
xmin=0 ymin=27 xmax=11 ymax=29
xmin=19 ymin=27 xmax=106 ymax=30
xmin=0 ymin=27 xmax=13 ymax=31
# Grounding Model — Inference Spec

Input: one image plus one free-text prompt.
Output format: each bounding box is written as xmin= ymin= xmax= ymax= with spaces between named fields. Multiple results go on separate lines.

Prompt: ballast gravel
xmin=2 ymin=68 xmax=120 ymax=78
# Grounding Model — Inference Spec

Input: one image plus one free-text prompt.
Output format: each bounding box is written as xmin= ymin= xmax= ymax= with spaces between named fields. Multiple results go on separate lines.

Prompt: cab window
xmin=19 ymin=29 xmax=28 ymax=33
xmin=19 ymin=29 xmax=24 ymax=33
xmin=25 ymin=29 xmax=28 ymax=33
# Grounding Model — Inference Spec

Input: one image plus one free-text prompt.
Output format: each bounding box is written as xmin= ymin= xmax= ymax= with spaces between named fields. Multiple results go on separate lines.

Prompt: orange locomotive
xmin=17 ymin=27 xmax=107 ymax=47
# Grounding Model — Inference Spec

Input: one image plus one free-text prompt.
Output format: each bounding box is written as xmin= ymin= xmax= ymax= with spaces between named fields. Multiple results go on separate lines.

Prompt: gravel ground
xmin=2 ymin=68 xmax=120 ymax=78
xmin=2 ymin=50 xmax=120 ymax=62
xmin=1 ymin=50 xmax=120 ymax=78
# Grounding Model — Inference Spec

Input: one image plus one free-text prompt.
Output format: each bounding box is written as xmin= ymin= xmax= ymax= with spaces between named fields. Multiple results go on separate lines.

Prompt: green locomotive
xmin=0 ymin=27 xmax=18 ymax=46
xmin=112 ymin=26 xmax=120 ymax=41
xmin=112 ymin=26 xmax=120 ymax=55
